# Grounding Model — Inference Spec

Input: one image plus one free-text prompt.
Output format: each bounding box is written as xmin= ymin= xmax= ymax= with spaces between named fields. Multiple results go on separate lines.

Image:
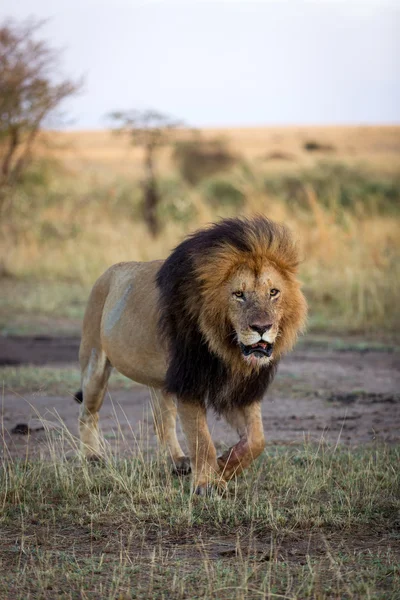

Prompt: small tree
xmin=108 ymin=109 xmax=182 ymax=236
xmin=0 ymin=18 xmax=81 ymax=192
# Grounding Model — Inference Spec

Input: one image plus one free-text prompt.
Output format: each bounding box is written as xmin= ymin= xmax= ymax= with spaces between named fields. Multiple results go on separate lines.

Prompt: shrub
xmin=201 ymin=178 xmax=245 ymax=210
xmin=173 ymin=136 xmax=237 ymax=185
xmin=157 ymin=177 xmax=196 ymax=223
xmin=303 ymin=140 xmax=335 ymax=152
xmin=264 ymin=162 xmax=400 ymax=215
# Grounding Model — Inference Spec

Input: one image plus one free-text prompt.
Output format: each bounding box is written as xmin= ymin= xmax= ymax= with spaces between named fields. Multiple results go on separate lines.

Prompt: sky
xmin=2 ymin=0 xmax=399 ymax=129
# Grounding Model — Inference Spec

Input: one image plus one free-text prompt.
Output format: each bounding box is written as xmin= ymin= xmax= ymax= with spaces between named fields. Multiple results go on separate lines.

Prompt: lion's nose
xmin=249 ymin=322 xmax=273 ymax=336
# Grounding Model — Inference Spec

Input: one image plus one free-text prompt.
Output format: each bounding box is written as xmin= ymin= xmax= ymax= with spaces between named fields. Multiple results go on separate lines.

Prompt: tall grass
xmin=1 ymin=158 xmax=399 ymax=333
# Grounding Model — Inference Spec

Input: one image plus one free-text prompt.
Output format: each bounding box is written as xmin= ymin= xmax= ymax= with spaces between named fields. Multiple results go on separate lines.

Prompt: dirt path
xmin=0 ymin=335 xmax=80 ymax=366
xmin=1 ymin=335 xmax=399 ymax=459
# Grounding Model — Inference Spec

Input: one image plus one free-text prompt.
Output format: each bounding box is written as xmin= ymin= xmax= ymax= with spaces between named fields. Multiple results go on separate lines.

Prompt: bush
xmin=157 ymin=177 xmax=196 ymax=223
xmin=173 ymin=135 xmax=237 ymax=185
xmin=201 ymin=178 xmax=245 ymax=210
xmin=264 ymin=162 xmax=400 ymax=215
xmin=303 ymin=140 xmax=335 ymax=152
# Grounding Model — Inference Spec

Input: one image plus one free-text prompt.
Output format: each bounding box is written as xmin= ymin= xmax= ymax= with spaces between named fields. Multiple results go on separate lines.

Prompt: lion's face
xmin=226 ymin=264 xmax=286 ymax=366
xmin=159 ymin=216 xmax=307 ymax=403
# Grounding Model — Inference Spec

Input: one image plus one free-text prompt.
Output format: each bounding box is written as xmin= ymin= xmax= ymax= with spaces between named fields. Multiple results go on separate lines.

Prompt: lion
xmin=75 ymin=216 xmax=307 ymax=495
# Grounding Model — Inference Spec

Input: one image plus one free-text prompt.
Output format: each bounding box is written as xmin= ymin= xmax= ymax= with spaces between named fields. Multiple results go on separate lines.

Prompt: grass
xmin=36 ymin=125 xmax=400 ymax=177
xmin=0 ymin=365 xmax=132 ymax=394
xmin=0 ymin=279 xmax=87 ymax=335
xmin=0 ymin=280 xmax=87 ymax=321
xmin=1 ymin=154 xmax=400 ymax=335
xmin=263 ymin=161 xmax=400 ymax=215
xmin=1 ymin=125 xmax=399 ymax=598
xmin=297 ymin=334 xmax=400 ymax=353
xmin=1 ymin=125 xmax=399 ymax=336
xmin=0 ymin=430 xmax=399 ymax=599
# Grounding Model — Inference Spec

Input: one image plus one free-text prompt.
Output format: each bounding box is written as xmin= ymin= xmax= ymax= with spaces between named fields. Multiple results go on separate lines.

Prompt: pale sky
xmin=2 ymin=0 xmax=399 ymax=128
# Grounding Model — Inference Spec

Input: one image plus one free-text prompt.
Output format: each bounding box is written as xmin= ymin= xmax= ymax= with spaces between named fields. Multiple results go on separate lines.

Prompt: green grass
xmin=0 ymin=439 xmax=399 ymax=599
xmin=0 ymin=279 xmax=88 ymax=335
xmin=263 ymin=161 xmax=400 ymax=216
xmin=0 ymin=365 xmax=133 ymax=394
xmin=297 ymin=334 xmax=400 ymax=353
xmin=2 ymin=277 xmax=400 ymax=340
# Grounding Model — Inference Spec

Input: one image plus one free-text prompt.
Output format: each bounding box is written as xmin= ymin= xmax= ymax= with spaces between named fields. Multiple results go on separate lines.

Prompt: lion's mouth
xmin=240 ymin=341 xmax=274 ymax=358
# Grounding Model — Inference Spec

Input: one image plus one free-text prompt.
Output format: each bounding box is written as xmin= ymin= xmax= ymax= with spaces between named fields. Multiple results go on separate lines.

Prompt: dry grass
xmin=1 ymin=126 xmax=399 ymax=598
xmin=40 ymin=125 xmax=400 ymax=177
xmin=2 ymin=180 xmax=399 ymax=334
xmin=1 ymin=125 xmax=399 ymax=334
xmin=0 ymin=416 xmax=399 ymax=599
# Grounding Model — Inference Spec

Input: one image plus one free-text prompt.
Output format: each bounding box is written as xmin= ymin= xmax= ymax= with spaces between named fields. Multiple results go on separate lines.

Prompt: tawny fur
xmin=77 ymin=216 xmax=307 ymax=493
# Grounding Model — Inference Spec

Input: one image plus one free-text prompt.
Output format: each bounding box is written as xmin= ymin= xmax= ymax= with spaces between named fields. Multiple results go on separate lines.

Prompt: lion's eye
xmin=270 ymin=288 xmax=280 ymax=297
xmin=233 ymin=291 xmax=245 ymax=300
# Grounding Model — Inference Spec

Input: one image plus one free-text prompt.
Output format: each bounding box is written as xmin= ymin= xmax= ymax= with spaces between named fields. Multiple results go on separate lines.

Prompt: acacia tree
xmin=108 ymin=109 xmax=182 ymax=237
xmin=0 ymin=18 xmax=81 ymax=193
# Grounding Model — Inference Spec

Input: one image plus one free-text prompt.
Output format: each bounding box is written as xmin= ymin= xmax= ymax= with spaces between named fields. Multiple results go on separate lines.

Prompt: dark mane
xmin=156 ymin=217 xmax=289 ymax=412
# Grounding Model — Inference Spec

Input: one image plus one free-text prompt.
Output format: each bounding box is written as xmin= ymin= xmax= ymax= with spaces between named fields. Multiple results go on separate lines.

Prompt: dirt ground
xmin=1 ymin=335 xmax=399 ymax=460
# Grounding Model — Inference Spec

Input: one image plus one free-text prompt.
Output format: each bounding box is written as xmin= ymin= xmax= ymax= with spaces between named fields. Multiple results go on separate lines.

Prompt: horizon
xmin=48 ymin=123 xmax=400 ymax=133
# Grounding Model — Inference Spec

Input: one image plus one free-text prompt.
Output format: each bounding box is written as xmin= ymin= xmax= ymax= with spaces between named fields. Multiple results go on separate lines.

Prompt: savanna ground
xmin=0 ymin=126 xmax=399 ymax=598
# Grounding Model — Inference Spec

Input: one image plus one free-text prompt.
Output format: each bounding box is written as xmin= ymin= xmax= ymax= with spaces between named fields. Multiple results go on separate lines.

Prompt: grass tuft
xmin=0 ymin=421 xmax=399 ymax=598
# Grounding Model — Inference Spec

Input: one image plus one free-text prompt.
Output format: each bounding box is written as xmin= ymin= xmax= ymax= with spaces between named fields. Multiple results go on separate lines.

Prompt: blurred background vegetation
xmin=0 ymin=18 xmax=399 ymax=337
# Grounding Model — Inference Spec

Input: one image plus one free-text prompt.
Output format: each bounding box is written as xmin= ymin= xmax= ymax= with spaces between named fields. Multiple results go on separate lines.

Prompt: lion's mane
xmin=156 ymin=216 xmax=306 ymax=413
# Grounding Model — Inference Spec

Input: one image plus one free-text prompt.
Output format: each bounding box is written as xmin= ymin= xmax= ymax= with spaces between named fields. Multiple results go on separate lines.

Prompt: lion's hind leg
xmin=78 ymin=348 xmax=112 ymax=460
xmin=150 ymin=390 xmax=191 ymax=475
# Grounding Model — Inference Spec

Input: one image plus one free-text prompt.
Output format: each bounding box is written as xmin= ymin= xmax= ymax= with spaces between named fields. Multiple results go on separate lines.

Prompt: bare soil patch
xmin=1 ymin=335 xmax=399 ymax=459
xmin=0 ymin=335 xmax=80 ymax=366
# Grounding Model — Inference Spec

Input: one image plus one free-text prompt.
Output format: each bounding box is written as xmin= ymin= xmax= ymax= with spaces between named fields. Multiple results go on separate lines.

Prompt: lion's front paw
xmin=217 ymin=453 xmax=241 ymax=480
xmin=217 ymin=439 xmax=250 ymax=479
xmin=171 ymin=456 xmax=191 ymax=476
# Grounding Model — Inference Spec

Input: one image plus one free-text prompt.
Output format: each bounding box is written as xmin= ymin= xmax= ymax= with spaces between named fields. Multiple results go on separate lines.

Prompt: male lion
xmin=76 ymin=216 xmax=307 ymax=494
